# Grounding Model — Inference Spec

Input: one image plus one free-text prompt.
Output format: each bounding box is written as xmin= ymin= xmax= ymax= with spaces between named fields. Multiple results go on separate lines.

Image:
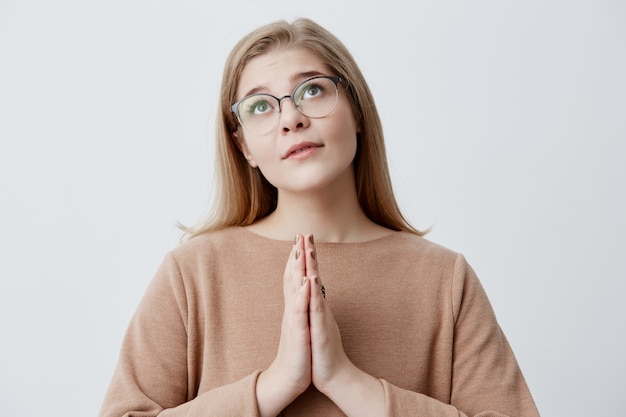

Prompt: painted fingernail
xmin=309 ymin=235 xmax=315 ymax=244
xmin=311 ymin=250 xmax=316 ymax=260
xmin=295 ymin=250 xmax=301 ymax=260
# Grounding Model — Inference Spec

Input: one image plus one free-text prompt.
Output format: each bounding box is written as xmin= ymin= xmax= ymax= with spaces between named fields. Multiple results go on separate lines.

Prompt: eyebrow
xmin=241 ymin=70 xmax=328 ymax=98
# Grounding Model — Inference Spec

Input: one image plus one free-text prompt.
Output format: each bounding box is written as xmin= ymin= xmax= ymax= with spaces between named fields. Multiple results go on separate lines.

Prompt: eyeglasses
xmin=231 ymin=75 xmax=342 ymax=134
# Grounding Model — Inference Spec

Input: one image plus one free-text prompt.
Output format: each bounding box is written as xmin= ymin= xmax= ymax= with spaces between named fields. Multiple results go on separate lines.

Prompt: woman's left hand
xmin=300 ymin=235 xmax=386 ymax=416
xmin=302 ymin=235 xmax=354 ymax=394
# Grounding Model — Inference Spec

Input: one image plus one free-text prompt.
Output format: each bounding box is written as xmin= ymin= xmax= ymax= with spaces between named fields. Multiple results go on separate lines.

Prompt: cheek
xmin=336 ymin=108 xmax=359 ymax=153
xmin=244 ymin=139 xmax=276 ymax=169
xmin=337 ymin=96 xmax=360 ymax=135
xmin=235 ymin=133 xmax=264 ymax=168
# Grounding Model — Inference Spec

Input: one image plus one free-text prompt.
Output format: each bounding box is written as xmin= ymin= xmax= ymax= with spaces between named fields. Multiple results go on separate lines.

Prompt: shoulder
xmin=169 ymin=227 xmax=248 ymax=262
xmin=151 ymin=227 xmax=254 ymax=290
xmin=153 ymin=227 xmax=247 ymax=279
xmin=165 ymin=226 xmax=290 ymax=275
xmin=388 ymin=233 xmax=486 ymax=317
xmin=385 ymin=231 xmax=462 ymax=265
xmin=382 ymin=232 xmax=475 ymax=293
xmin=340 ymin=231 xmax=468 ymax=287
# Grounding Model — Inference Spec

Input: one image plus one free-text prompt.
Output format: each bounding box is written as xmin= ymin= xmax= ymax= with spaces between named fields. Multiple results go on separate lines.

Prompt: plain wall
xmin=1 ymin=0 xmax=624 ymax=415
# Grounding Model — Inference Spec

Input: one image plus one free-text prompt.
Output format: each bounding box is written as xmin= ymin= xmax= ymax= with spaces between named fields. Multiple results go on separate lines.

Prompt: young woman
xmin=100 ymin=18 xmax=539 ymax=417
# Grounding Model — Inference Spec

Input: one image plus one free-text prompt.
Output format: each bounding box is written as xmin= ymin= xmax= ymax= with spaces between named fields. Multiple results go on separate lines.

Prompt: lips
xmin=282 ymin=142 xmax=322 ymax=159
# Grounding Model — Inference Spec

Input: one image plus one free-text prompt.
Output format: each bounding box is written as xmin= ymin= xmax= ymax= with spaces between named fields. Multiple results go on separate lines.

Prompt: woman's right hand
xmin=256 ymin=234 xmax=312 ymax=417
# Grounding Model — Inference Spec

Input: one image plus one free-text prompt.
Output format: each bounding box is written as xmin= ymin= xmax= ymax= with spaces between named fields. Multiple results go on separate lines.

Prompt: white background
xmin=1 ymin=0 xmax=624 ymax=416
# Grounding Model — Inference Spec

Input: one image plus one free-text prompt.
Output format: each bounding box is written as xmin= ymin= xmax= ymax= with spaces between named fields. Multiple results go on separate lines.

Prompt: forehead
xmin=236 ymin=48 xmax=332 ymax=98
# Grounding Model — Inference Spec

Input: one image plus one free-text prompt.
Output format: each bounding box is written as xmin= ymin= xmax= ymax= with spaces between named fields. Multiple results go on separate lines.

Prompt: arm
xmin=448 ymin=255 xmax=539 ymax=416
xmin=99 ymin=253 xmax=262 ymax=417
xmin=304 ymin=241 xmax=538 ymax=417
xmin=378 ymin=255 xmax=540 ymax=417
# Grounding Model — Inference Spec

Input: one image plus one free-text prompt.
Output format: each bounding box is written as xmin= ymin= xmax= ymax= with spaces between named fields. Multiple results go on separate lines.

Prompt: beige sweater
xmin=100 ymin=227 xmax=539 ymax=417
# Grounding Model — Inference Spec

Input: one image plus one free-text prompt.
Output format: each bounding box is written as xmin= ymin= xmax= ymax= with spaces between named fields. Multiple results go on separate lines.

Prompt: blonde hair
xmin=181 ymin=18 xmax=424 ymax=239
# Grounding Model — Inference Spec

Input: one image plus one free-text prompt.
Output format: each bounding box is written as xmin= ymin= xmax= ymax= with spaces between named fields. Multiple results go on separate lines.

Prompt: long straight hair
xmin=181 ymin=18 xmax=423 ymax=239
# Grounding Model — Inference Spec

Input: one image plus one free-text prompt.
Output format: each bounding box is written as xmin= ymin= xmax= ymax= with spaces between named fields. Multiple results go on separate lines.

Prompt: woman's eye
xmin=249 ymin=99 xmax=272 ymax=115
xmin=301 ymin=84 xmax=323 ymax=99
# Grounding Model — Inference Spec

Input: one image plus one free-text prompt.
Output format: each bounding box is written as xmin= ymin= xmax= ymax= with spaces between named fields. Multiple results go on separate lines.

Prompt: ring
xmin=320 ymin=285 xmax=326 ymax=299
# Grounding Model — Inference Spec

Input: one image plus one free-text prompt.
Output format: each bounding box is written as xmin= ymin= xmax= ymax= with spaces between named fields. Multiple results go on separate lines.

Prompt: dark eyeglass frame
xmin=230 ymin=75 xmax=343 ymax=130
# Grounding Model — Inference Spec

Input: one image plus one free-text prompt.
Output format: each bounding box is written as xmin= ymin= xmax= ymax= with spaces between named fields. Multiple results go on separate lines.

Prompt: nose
xmin=278 ymin=97 xmax=310 ymax=134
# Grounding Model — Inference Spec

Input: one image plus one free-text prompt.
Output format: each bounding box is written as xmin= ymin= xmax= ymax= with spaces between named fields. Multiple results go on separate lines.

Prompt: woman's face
xmin=234 ymin=47 xmax=360 ymax=195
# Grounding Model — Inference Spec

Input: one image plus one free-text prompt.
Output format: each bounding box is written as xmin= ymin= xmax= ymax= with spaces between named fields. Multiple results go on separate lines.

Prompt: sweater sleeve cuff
xmin=187 ymin=371 xmax=262 ymax=417
xmin=380 ymin=379 xmax=467 ymax=417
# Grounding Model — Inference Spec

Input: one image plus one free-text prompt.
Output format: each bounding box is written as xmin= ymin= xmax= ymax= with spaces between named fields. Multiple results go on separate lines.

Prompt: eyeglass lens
xmin=235 ymin=76 xmax=339 ymax=134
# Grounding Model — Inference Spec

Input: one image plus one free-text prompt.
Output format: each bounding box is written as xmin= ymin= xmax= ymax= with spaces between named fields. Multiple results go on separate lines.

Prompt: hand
xmin=303 ymin=235 xmax=353 ymax=395
xmin=305 ymin=235 xmax=386 ymax=417
xmin=256 ymin=235 xmax=312 ymax=416
xmin=258 ymin=234 xmax=384 ymax=417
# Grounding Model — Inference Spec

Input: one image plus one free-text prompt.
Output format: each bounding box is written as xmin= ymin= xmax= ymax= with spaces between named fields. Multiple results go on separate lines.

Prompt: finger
xmin=304 ymin=234 xmax=318 ymax=278
xmin=308 ymin=276 xmax=332 ymax=362
xmin=294 ymin=275 xmax=312 ymax=316
xmin=308 ymin=275 xmax=326 ymax=315
xmin=287 ymin=234 xmax=306 ymax=294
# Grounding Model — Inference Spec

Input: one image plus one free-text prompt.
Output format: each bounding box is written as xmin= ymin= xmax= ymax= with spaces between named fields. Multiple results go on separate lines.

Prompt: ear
xmin=232 ymin=130 xmax=258 ymax=168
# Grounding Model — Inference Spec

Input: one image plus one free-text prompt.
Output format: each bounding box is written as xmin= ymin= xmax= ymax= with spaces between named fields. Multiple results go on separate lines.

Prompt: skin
xmin=235 ymin=49 xmax=360 ymax=199
xmin=233 ymin=47 xmax=388 ymax=416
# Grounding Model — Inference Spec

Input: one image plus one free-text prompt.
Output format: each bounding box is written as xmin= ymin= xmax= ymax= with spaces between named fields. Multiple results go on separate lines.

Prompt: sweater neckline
xmin=235 ymin=226 xmax=401 ymax=246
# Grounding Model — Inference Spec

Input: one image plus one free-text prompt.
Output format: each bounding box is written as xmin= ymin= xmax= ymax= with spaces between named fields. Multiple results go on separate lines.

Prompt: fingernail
xmin=302 ymin=277 xmax=307 ymax=286
xmin=295 ymin=250 xmax=300 ymax=260
xmin=311 ymin=250 xmax=316 ymax=260
xmin=309 ymin=235 xmax=315 ymax=244
xmin=294 ymin=235 xmax=299 ymax=244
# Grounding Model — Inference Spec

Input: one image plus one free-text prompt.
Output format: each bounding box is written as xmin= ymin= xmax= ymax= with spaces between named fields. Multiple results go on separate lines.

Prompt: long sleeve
xmin=379 ymin=254 xmax=539 ymax=417
xmin=99 ymin=253 xmax=262 ymax=417
xmin=99 ymin=228 xmax=539 ymax=417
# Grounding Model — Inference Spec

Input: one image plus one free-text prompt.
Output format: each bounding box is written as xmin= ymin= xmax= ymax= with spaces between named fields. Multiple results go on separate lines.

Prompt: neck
xmin=247 ymin=173 xmax=391 ymax=243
